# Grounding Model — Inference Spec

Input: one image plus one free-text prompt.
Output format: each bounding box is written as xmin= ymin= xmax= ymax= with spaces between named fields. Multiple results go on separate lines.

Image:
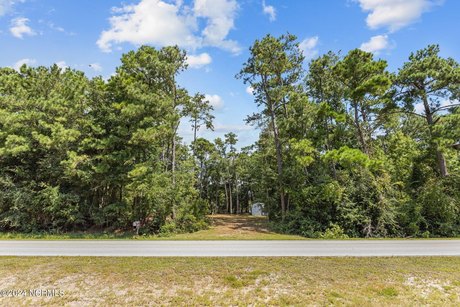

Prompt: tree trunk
xmin=172 ymin=135 xmax=176 ymax=182
xmin=229 ymin=183 xmax=233 ymax=214
xmin=325 ymin=117 xmax=337 ymax=179
xmin=224 ymin=183 xmax=229 ymax=213
xmin=171 ymin=80 xmax=179 ymax=218
xmin=199 ymin=160 xmax=204 ymax=198
xmin=423 ymin=96 xmax=449 ymax=177
xmin=193 ymin=117 xmax=198 ymax=143
xmin=437 ymin=151 xmax=449 ymax=177
xmin=269 ymin=103 xmax=286 ymax=220
xmin=286 ymin=194 xmax=289 ymax=213
xmin=236 ymin=177 xmax=240 ymax=214
xmin=215 ymin=192 xmax=219 ymax=215
xmin=261 ymin=76 xmax=286 ymax=220
xmin=353 ymin=102 xmax=368 ymax=155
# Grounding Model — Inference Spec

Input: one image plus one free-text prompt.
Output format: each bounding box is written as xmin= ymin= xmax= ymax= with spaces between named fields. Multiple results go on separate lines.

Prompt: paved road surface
xmin=1 ymin=240 xmax=460 ymax=257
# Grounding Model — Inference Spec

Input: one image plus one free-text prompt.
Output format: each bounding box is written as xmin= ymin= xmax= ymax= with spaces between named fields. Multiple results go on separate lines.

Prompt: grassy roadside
xmin=1 ymin=257 xmax=459 ymax=306
xmin=0 ymin=234 xmax=307 ymax=241
xmin=1 ymin=232 xmax=458 ymax=241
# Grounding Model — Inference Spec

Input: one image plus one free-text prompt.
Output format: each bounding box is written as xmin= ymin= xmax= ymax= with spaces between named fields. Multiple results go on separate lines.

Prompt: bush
xmin=416 ymin=176 xmax=460 ymax=236
xmin=320 ymin=224 xmax=349 ymax=239
xmin=271 ymin=211 xmax=322 ymax=237
xmin=158 ymin=221 xmax=177 ymax=236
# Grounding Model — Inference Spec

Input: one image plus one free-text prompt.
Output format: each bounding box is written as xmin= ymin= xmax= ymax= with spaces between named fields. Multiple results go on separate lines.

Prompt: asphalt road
xmin=1 ymin=240 xmax=460 ymax=257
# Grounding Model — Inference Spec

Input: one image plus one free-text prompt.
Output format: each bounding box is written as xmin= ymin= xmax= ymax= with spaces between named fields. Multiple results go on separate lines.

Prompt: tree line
xmin=1 ymin=35 xmax=459 ymax=237
xmin=0 ymin=46 xmax=212 ymax=233
xmin=233 ymin=34 xmax=460 ymax=237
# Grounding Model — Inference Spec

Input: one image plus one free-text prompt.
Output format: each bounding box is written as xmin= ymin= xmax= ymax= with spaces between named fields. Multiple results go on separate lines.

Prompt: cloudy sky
xmin=1 ymin=0 xmax=459 ymax=147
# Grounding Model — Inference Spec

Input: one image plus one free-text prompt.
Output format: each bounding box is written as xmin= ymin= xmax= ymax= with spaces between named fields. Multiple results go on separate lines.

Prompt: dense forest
xmin=1 ymin=34 xmax=459 ymax=237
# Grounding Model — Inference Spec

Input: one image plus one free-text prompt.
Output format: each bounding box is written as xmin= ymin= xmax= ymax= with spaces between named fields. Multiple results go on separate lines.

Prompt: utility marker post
xmin=133 ymin=221 xmax=141 ymax=235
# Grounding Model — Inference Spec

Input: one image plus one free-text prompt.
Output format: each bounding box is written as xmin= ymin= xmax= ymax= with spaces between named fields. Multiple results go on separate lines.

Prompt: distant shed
xmin=251 ymin=203 xmax=266 ymax=216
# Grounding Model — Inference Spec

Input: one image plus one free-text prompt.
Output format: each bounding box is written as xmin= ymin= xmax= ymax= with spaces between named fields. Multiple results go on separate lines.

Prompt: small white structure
xmin=133 ymin=221 xmax=141 ymax=235
xmin=251 ymin=203 xmax=266 ymax=216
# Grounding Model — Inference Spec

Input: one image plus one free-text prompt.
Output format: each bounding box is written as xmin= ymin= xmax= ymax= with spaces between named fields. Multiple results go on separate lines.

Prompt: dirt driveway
xmin=207 ymin=214 xmax=272 ymax=235
xmin=161 ymin=214 xmax=305 ymax=240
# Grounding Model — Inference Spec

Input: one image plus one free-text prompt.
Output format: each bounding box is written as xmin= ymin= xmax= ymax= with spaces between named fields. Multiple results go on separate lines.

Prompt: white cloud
xmin=355 ymin=0 xmax=442 ymax=32
xmin=300 ymin=36 xmax=318 ymax=50
xmin=360 ymin=34 xmax=390 ymax=53
xmin=42 ymin=20 xmax=76 ymax=36
xmin=10 ymin=17 xmax=35 ymax=38
xmin=13 ymin=58 xmax=36 ymax=70
xmin=0 ymin=0 xmax=23 ymax=16
xmin=55 ymin=61 xmax=68 ymax=69
xmin=97 ymin=0 xmax=240 ymax=54
xmin=0 ymin=0 xmax=13 ymax=16
xmin=178 ymin=119 xmax=257 ymax=147
xmin=97 ymin=0 xmax=198 ymax=52
xmin=205 ymin=94 xmax=224 ymax=110
xmin=299 ymin=36 xmax=319 ymax=59
xmin=213 ymin=123 xmax=254 ymax=133
xmin=262 ymin=0 xmax=276 ymax=22
xmin=186 ymin=52 xmax=212 ymax=69
xmin=47 ymin=21 xmax=64 ymax=32
xmin=245 ymin=86 xmax=254 ymax=95
xmin=89 ymin=63 xmax=103 ymax=72
xmin=194 ymin=0 xmax=240 ymax=53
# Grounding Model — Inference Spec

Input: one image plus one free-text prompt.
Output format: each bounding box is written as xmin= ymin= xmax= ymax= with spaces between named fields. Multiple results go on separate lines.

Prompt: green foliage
xmin=323 ymin=146 xmax=370 ymax=169
xmin=1 ymin=38 xmax=459 ymax=239
xmin=0 ymin=46 xmax=211 ymax=234
xmin=236 ymin=39 xmax=459 ymax=238
xmin=320 ymin=224 xmax=349 ymax=239
xmin=416 ymin=176 xmax=460 ymax=236
xmin=290 ymin=138 xmax=315 ymax=167
xmin=395 ymin=44 xmax=460 ymax=177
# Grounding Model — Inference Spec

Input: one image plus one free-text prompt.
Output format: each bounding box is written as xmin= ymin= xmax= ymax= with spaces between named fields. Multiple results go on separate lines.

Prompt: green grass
xmin=0 ymin=231 xmax=143 ymax=240
xmin=1 ymin=230 xmax=458 ymax=241
xmin=1 ymin=257 xmax=460 ymax=306
xmin=157 ymin=228 xmax=306 ymax=240
xmin=0 ymin=231 xmax=305 ymax=240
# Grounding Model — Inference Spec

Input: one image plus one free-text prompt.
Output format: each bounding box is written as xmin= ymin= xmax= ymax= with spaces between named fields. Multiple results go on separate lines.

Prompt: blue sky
xmin=1 ymin=0 xmax=459 ymax=147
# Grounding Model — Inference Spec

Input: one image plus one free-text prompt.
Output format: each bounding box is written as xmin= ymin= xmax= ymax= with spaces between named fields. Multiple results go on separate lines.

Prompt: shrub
xmin=320 ymin=224 xmax=349 ymax=239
